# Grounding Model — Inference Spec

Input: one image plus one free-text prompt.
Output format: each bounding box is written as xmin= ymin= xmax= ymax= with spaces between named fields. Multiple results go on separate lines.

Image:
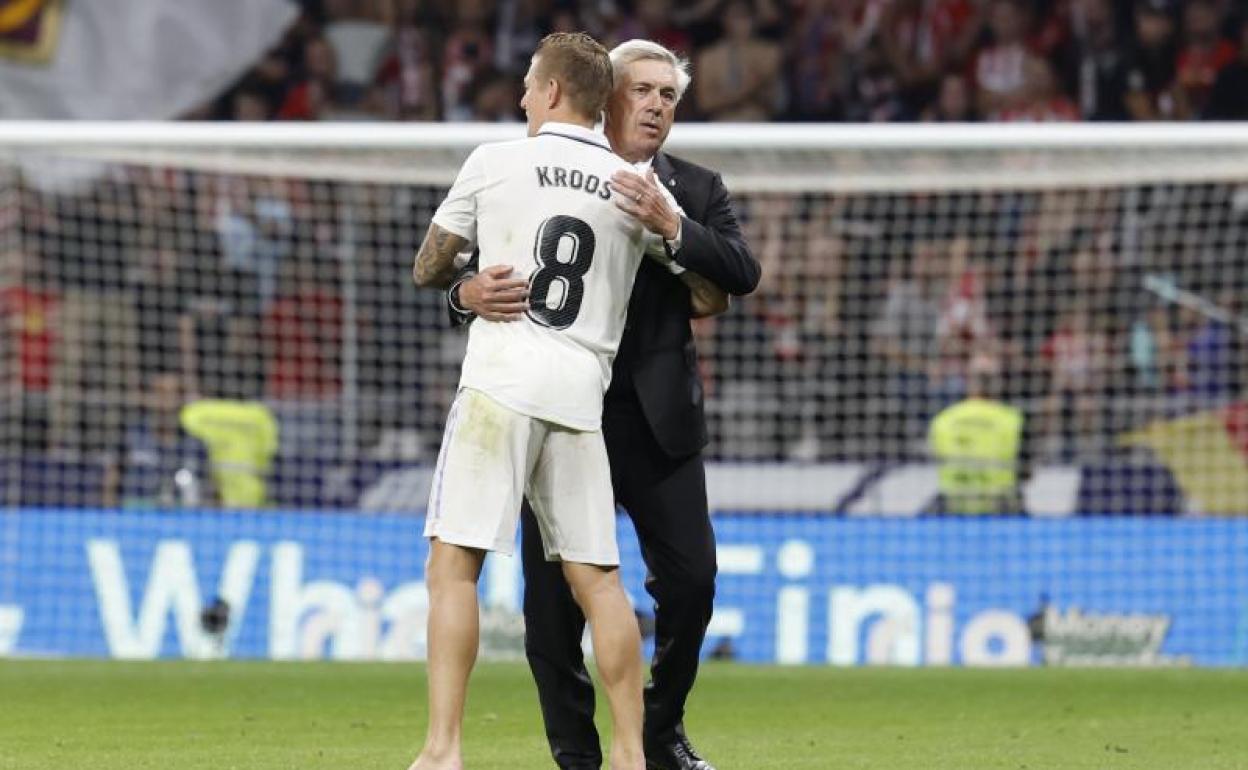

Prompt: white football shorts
xmin=424 ymin=388 xmax=619 ymax=565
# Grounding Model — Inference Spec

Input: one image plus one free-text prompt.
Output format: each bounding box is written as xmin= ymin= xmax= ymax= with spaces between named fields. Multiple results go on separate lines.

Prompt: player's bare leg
xmin=562 ymin=562 xmax=646 ymax=770
xmin=408 ymin=539 xmax=486 ymax=770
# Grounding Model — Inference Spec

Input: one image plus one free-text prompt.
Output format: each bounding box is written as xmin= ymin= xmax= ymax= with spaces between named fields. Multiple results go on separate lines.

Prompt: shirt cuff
xmin=663 ymin=219 xmax=686 ymax=274
xmin=664 ymin=217 xmax=683 ymax=256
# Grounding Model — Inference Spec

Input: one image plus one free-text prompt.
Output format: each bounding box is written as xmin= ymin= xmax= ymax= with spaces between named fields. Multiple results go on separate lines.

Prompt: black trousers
xmin=522 ymin=399 xmax=717 ymax=769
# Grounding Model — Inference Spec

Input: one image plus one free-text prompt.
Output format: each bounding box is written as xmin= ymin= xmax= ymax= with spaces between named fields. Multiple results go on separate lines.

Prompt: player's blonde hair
xmin=609 ymin=39 xmax=692 ymax=101
xmin=532 ymin=32 xmax=614 ymax=120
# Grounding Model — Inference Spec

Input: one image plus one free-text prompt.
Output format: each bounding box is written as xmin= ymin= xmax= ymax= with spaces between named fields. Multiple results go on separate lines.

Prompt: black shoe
xmin=644 ymin=735 xmax=716 ymax=770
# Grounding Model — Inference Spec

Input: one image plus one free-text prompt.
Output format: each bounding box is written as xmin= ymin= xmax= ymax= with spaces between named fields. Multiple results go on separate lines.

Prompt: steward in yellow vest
xmin=180 ymin=399 xmax=279 ymax=509
xmin=928 ymin=397 xmax=1024 ymax=515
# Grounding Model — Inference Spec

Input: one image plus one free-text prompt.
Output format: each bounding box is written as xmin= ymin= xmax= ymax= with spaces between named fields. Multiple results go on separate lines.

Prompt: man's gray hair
xmin=609 ymin=39 xmax=692 ymax=100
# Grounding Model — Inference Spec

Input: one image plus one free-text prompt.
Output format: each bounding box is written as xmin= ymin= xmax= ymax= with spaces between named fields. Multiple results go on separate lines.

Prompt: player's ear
xmin=545 ymin=77 xmax=560 ymax=110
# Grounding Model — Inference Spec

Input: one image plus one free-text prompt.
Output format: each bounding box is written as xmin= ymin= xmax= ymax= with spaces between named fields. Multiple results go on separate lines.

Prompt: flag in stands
xmin=0 ymin=0 xmax=297 ymax=119
xmin=1121 ymin=402 xmax=1248 ymax=516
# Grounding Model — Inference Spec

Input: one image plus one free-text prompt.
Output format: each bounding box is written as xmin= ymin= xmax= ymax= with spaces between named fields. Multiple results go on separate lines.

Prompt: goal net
xmin=1 ymin=123 xmax=1246 ymax=665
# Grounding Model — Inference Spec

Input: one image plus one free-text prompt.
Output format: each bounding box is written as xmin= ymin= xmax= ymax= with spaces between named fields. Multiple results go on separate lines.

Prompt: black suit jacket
xmin=449 ymin=150 xmax=759 ymax=459
xmin=610 ymin=152 xmax=758 ymax=458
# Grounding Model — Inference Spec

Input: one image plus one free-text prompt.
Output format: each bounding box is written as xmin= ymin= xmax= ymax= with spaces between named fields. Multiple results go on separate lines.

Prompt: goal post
xmin=2 ymin=122 xmax=1247 ymax=664
xmin=5 ymin=120 xmax=1248 ymax=186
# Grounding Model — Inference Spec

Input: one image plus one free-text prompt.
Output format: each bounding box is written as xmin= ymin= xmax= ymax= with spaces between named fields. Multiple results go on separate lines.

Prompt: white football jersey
xmin=432 ymin=122 xmax=672 ymax=431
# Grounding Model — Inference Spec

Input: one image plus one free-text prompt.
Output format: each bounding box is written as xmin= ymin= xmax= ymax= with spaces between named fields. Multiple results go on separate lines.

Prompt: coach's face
xmin=605 ymin=58 xmax=679 ymax=162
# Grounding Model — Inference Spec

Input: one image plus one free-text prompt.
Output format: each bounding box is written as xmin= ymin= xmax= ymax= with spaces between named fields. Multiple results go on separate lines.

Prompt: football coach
xmin=448 ymin=39 xmax=760 ymax=770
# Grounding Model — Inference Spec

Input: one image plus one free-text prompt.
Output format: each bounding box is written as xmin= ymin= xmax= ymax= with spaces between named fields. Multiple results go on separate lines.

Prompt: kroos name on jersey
xmin=535 ymin=165 xmax=612 ymax=200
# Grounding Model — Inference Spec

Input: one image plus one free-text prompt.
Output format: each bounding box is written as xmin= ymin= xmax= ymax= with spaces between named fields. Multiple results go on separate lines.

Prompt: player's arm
xmin=422 ymin=146 xmax=484 ymax=292
xmin=447 ymin=252 xmax=530 ymax=324
xmin=648 ymin=245 xmax=731 ymax=319
xmin=446 ymin=253 xmax=479 ymax=327
xmin=412 ymin=223 xmax=470 ymax=289
xmin=681 ymin=270 xmax=730 ymax=318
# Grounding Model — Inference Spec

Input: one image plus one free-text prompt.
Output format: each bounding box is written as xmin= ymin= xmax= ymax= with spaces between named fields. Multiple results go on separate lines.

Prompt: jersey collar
xmin=537 ymin=122 xmax=613 ymax=152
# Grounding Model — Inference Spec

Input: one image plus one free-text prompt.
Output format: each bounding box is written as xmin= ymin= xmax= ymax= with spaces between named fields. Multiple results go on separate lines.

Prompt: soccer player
xmin=408 ymin=32 xmax=669 ymax=770
xmin=451 ymin=40 xmax=760 ymax=770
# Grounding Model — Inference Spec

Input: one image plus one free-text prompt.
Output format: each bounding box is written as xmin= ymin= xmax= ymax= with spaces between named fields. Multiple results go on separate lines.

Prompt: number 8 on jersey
xmin=527 ymin=214 xmax=595 ymax=330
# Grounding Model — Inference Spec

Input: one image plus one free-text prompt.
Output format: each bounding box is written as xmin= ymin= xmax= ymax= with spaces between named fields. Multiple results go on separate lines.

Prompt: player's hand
xmin=460 ymin=265 xmax=529 ymax=321
xmin=612 ymin=168 xmax=680 ymax=240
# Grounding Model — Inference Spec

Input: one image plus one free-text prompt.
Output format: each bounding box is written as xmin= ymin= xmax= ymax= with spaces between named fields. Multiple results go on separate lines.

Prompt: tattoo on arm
xmin=412 ymin=224 xmax=470 ymax=289
xmin=681 ymin=270 xmax=731 ymax=318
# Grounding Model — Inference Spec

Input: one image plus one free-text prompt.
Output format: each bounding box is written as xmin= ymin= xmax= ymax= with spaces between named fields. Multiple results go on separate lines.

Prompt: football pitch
xmin=2 ymin=660 xmax=1247 ymax=769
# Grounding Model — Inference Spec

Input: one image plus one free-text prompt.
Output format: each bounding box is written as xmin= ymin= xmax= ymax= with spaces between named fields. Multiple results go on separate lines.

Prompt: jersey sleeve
xmin=432 ymin=147 xmax=487 ymax=244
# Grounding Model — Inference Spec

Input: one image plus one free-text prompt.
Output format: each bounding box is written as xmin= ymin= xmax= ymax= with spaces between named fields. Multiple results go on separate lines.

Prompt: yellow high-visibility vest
xmin=180 ymin=399 xmax=279 ymax=509
xmin=928 ymin=398 xmax=1023 ymax=515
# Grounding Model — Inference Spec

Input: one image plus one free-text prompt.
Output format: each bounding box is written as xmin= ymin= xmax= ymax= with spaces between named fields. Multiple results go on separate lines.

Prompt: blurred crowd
xmin=202 ymin=0 xmax=1248 ymax=124
xmin=2 ymin=169 xmax=464 ymax=507
xmin=5 ymin=168 xmax=1245 ymax=479
xmin=714 ymin=185 xmax=1247 ymax=463
xmin=4 ymin=0 xmax=1248 ymax=511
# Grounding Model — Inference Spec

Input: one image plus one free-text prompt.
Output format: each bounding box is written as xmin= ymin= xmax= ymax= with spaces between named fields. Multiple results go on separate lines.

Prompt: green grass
xmin=2 ymin=660 xmax=1247 ymax=769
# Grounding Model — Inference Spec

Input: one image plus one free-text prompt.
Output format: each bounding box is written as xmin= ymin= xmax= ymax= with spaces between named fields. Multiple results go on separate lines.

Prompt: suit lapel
xmin=653 ymin=152 xmax=676 ymax=188
xmin=652 ymin=152 xmax=690 ymax=213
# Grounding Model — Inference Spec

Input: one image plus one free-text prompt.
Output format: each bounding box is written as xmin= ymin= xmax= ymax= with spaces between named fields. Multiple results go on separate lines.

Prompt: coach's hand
xmin=612 ymin=169 xmax=681 ymax=240
xmin=460 ymin=265 xmax=529 ymax=321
